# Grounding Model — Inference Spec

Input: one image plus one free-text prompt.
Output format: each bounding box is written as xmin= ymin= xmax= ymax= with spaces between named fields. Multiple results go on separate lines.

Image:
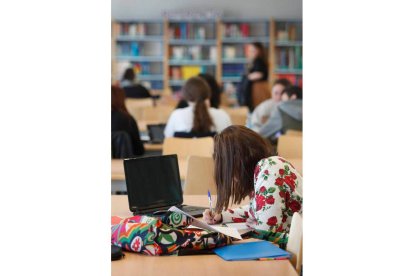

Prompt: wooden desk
xmin=111 ymin=159 xmax=125 ymax=181
xmin=112 ymin=195 xmax=297 ymax=276
xmin=144 ymin=143 xmax=163 ymax=151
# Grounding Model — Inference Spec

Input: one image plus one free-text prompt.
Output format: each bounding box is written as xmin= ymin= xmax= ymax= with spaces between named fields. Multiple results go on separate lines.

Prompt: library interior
xmin=111 ymin=1 xmax=303 ymax=275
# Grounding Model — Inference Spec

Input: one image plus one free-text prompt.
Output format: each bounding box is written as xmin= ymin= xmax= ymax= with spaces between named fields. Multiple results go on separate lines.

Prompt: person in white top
xmin=164 ymin=77 xmax=232 ymax=137
xmin=250 ymin=78 xmax=292 ymax=132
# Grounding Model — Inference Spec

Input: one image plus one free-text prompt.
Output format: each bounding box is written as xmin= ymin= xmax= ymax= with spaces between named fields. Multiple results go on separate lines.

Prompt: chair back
xmin=141 ymin=105 xmax=174 ymax=122
xmin=125 ymin=98 xmax=153 ymax=123
xmin=277 ymin=135 xmax=302 ymax=159
xmin=111 ymin=131 xmax=134 ymax=158
xmin=162 ymin=137 xmax=214 ymax=160
xmin=251 ymin=81 xmax=271 ymax=110
xmin=287 ymin=212 xmax=303 ymax=275
xmin=184 ymin=156 xmax=216 ymax=195
xmin=222 ymin=107 xmax=249 ymax=126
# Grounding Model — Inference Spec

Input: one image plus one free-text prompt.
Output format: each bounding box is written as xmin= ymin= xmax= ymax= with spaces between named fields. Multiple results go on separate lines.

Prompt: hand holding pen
xmin=203 ymin=189 xmax=222 ymax=224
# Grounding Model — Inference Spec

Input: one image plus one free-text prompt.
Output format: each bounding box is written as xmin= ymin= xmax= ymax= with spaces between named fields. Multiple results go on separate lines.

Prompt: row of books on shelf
xmin=223 ymin=64 xmax=246 ymax=77
xmin=117 ymin=23 xmax=160 ymax=37
xmin=170 ymin=46 xmax=217 ymax=61
xmin=169 ymin=23 xmax=213 ymax=40
xmin=276 ymin=23 xmax=301 ymax=41
xmin=170 ymin=66 xmax=214 ymax=81
xmin=222 ymin=23 xmax=259 ymax=38
xmin=117 ymin=42 xmax=162 ymax=57
xmin=276 ymin=47 xmax=302 ymax=70
xmin=223 ymin=45 xmax=250 ymax=60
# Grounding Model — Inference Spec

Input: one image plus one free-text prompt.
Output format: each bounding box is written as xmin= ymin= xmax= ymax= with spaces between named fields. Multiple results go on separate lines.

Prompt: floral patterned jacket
xmin=221 ymin=156 xmax=303 ymax=243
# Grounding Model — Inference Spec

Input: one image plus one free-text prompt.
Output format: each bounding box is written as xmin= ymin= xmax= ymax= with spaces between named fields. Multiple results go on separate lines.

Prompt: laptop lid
xmin=123 ymin=154 xmax=183 ymax=213
xmin=147 ymin=124 xmax=166 ymax=143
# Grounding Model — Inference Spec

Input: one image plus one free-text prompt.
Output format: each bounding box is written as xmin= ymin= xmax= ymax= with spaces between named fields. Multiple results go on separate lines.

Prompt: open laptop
xmin=123 ymin=154 xmax=206 ymax=217
xmin=146 ymin=124 xmax=165 ymax=144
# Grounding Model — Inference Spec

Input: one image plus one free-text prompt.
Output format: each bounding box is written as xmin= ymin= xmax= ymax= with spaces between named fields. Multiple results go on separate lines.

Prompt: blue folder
xmin=213 ymin=241 xmax=291 ymax=261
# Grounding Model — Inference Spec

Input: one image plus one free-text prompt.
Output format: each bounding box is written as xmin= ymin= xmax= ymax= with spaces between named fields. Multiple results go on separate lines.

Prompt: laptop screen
xmin=147 ymin=124 xmax=166 ymax=143
xmin=123 ymin=154 xmax=183 ymax=213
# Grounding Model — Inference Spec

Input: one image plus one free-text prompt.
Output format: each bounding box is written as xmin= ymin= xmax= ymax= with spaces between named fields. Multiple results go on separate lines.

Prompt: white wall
xmin=112 ymin=0 xmax=302 ymax=20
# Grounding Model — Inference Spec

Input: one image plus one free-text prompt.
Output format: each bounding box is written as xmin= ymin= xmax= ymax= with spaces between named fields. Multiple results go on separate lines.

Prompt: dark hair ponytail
xmin=183 ymin=77 xmax=214 ymax=133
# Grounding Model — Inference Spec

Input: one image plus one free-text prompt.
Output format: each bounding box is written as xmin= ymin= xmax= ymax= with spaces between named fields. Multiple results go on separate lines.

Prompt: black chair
xmin=173 ymin=131 xmax=217 ymax=138
xmin=111 ymin=131 xmax=134 ymax=159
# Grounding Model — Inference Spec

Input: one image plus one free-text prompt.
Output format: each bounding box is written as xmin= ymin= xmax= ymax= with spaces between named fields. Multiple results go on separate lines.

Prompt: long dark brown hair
xmin=111 ymin=85 xmax=130 ymax=116
xmin=251 ymin=42 xmax=268 ymax=66
xmin=213 ymin=125 xmax=273 ymax=213
xmin=183 ymin=77 xmax=214 ymax=133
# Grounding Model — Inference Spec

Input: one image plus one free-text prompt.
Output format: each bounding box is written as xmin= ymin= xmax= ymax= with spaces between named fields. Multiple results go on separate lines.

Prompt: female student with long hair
xmin=237 ymin=42 xmax=269 ymax=112
xmin=164 ymin=77 xmax=231 ymax=137
xmin=111 ymin=85 xmax=145 ymax=157
xmin=203 ymin=125 xmax=302 ymax=244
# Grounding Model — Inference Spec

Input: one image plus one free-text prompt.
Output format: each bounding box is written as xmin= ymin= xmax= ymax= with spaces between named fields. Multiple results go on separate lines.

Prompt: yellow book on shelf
xmin=182 ymin=66 xmax=201 ymax=80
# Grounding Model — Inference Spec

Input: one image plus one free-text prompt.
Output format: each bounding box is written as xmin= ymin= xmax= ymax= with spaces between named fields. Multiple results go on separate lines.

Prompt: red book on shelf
xmin=241 ymin=23 xmax=250 ymax=37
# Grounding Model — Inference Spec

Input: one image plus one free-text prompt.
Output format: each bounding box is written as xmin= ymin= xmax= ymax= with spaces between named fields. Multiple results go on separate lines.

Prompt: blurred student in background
xmin=250 ymin=78 xmax=292 ymax=132
xmin=203 ymin=125 xmax=302 ymax=246
xmin=164 ymin=77 xmax=231 ymax=138
xmin=258 ymin=86 xmax=303 ymax=141
xmin=111 ymin=85 xmax=145 ymax=157
xmin=120 ymin=68 xmax=151 ymax=99
xmin=237 ymin=42 xmax=269 ymax=112
xmin=176 ymin=73 xmax=222 ymax=109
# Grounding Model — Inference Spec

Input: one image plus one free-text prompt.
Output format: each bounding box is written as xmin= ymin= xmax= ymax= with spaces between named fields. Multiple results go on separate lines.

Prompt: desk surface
xmin=112 ymin=157 xmax=187 ymax=181
xmin=111 ymin=195 xmax=298 ymax=276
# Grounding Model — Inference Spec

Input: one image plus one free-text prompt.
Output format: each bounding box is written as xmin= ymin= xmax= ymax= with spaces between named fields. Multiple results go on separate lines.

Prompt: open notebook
xmin=169 ymin=206 xmax=253 ymax=240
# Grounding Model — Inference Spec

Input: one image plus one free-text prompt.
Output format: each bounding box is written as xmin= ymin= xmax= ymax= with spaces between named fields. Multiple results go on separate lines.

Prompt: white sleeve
xmin=164 ymin=112 xmax=177 ymax=138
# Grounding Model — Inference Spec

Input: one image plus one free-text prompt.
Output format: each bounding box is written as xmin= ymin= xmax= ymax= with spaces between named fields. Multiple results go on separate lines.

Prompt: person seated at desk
xmin=111 ymin=85 xmax=145 ymax=157
xmin=164 ymin=77 xmax=231 ymax=138
xmin=203 ymin=125 xmax=303 ymax=245
xmin=120 ymin=68 xmax=151 ymax=99
xmin=175 ymin=73 xmax=222 ymax=109
xmin=258 ymin=86 xmax=303 ymax=141
xmin=250 ymin=78 xmax=292 ymax=132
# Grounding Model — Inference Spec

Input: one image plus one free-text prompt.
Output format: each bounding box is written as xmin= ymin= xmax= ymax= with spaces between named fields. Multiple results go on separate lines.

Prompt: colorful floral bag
xmin=111 ymin=211 xmax=232 ymax=256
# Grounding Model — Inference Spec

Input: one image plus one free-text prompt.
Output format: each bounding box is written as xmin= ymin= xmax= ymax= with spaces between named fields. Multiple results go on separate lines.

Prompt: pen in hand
xmin=208 ymin=189 xmax=213 ymax=215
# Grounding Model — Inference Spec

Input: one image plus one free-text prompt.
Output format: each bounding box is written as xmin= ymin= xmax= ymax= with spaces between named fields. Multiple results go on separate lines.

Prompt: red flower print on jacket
xmin=282 ymin=215 xmax=287 ymax=223
xmin=275 ymin=177 xmax=284 ymax=186
xmin=289 ymin=200 xmax=302 ymax=212
xmin=285 ymin=192 xmax=291 ymax=202
xmin=256 ymin=194 xmax=266 ymax=211
xmin=290 ymin=172 xmax=297 ymax=180
xmin=232 ymin=217 xmax=246 ymax=223
xmin=265 ymin=195 xmax=275 ymax=205
xmin=276 ymin=224 xmax=284 ymax=232
xmin=284 ymin=176 xmax=296 ymax=191
xmin=279 ymin=169 xmax=285 ymax=175
xmin=279 ymin=191 xmax=286 ymax=198
xmin=259 ymin=186 xmax=266 ymax=193
xmin=228 ymin=209 xmax=234 ymax=214
xmin=267 ymin=216 xmax=278 ymax=226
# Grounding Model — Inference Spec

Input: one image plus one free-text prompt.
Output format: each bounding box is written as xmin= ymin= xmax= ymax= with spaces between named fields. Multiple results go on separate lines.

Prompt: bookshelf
xmin=272 ymin=20 xmax=303 ymax=87
xmin=113 ymin=20 xmax=165 ymax=91
xmin=167 ymin=20 xmax=218 ymax=93
xmin=112 ymin=18 xmax=302 ymax=95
